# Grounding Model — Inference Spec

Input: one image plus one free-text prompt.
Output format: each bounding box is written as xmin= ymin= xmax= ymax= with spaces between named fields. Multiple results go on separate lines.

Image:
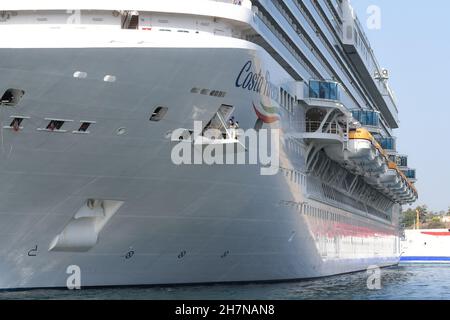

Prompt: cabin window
xmin=1 ymin=89 xmax=25 ymax=106
xmin=9 ymin=117 xmax=24 ymax=129
xmin=74 ymin=122 xmax=94 ymax=134
xmin=150 ymin=106 xmax=168 ymax=122
xmin=78 ymin=122 xmax=91 ymax=132
xmin=46 ymin=120 xmax=65 ymax=131
xmin=210 ymin=90 xmax=226 ymax=98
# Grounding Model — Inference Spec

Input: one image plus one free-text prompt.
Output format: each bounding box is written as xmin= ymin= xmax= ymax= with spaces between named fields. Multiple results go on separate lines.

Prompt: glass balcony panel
xmin=308 ymin=80 xmax=339 ymax=101
xmin=309 ymin=80 xmax=320 ymax=99
xmin=402 ymin=170 xmax=416 ymax=180
xmin=378 ymin=137 xmax=396 ymax=151
xmin=319 ymin=81 xmax=329 ymax=99
xmin=397 ymin=156 xmax=408 ymax=167
xmin=329 ymin=82 xmax=338 ymax=100
xmin=351 ymin=110 xmax=380 ymax=127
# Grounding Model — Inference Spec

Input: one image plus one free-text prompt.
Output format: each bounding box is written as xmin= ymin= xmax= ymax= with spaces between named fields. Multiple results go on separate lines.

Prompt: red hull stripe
xmin=421 ymin=232 xmax=450 ymax=236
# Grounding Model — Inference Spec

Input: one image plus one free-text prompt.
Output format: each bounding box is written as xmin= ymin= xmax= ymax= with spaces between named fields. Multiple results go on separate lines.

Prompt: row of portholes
xmin=0 ymin=103 xmax=169 ymax=135
xmin=73 ymin=71 xmax=117 ymax=83
xmin=277 ymin=198 xmax=360 ymax=226
xmin=4 ymin=105 xmax=168 ymax=137
xmin=4 ymin=107 xmax=167 ymax=139
xmin=191 ymin=87 xmax=227 ymax=98
xmin=5 ymin=116 xmax=95 ymax=134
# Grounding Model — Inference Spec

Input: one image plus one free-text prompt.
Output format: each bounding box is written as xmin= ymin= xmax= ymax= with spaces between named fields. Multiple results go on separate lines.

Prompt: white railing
xmin=303 ymin=121 xmax=345 ymax=135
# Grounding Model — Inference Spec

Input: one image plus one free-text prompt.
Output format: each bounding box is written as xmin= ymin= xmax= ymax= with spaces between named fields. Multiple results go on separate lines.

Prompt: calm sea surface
xmin=1 ymin=265 xmax=449 ymax=300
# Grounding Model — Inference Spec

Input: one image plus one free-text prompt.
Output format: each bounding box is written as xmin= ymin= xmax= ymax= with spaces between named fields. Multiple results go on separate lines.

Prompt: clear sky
xmin=350 ymin=0 xmax=449 ymax=212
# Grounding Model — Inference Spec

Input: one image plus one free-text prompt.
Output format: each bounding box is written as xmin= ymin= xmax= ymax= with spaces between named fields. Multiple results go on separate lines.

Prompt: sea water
xmin=0 ymin=265 xmax=449 ymax=300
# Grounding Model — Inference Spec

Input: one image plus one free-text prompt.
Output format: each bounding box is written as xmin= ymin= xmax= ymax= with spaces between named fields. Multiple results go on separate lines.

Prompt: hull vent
xmin=49 ymin=199 xmax=124 ymax=252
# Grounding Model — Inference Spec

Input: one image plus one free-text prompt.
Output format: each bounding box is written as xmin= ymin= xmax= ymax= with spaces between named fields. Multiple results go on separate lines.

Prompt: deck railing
xmin=304 ymin=121 xmax=345 ymax=135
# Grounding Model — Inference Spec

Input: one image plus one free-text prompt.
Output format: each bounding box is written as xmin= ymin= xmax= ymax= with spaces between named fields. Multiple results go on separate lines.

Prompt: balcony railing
xmin=304 ymin=121 xmax=344 ymax=135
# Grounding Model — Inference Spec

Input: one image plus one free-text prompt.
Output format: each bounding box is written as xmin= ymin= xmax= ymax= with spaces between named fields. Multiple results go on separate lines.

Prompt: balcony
xmin=308 ymin=80 xmax=340 ymax=101
xmin=351 ymin=110 xmax=380 ymax=128
xmin=300 ymin=80 xmax=352 ymax=117
xmin=402 ymin=169 xmax=417 ymax=182
xmin=394 ymin=155 xmax=408 ymax=168
xmin=293 ymin=80 xmax=353 ymax=145
xmin=377 ymin=137 xmax=396 ymax=152
xmin=294 ymin=120 xmax=347 ymax=146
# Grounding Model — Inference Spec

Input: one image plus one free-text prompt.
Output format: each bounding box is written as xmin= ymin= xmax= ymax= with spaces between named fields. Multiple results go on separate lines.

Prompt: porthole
xmin=73 ymin=71 xmax=88 ymax=79
xmin=103 ymin=75 xmax=116 ymax=82
xmin=116 ymin=127 xmax=127 ymax=135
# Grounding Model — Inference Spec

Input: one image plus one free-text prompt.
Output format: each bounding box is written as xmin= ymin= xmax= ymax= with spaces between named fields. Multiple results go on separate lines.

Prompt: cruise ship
xmin=0 ymin=0 xmax=418 ymax=289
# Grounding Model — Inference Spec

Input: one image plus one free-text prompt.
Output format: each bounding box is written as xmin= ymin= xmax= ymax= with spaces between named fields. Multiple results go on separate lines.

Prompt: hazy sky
xmin=350 ymin=0 xmax=449 ymax=212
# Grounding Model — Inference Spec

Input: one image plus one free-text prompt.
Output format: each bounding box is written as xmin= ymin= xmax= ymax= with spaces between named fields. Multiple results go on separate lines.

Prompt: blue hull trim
xmin=400 ymin=256 xmax=450 ymax=262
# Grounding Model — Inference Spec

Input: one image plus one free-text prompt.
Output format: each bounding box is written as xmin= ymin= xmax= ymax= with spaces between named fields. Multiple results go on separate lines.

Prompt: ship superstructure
xmin=0 ymin=0 xmax=417 ymax=289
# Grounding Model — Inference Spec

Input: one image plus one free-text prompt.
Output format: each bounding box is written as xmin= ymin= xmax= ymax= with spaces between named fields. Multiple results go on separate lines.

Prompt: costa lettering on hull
xmin=236 ymin=61 xmax=281 ymax=123
xmin=235 ymin=60 xmax=279 ymax=101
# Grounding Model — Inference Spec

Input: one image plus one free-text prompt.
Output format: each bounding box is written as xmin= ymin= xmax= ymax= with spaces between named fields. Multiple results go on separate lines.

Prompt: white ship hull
xmin=0 ymin=22 xmax=401 ymax=289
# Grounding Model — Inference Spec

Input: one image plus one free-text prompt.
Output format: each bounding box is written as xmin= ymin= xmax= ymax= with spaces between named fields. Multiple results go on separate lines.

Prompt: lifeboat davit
xmin=345 ymin=129 xmax=388 ymax=175
xmin=322 ymin=127 xmax=418 ymax=204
